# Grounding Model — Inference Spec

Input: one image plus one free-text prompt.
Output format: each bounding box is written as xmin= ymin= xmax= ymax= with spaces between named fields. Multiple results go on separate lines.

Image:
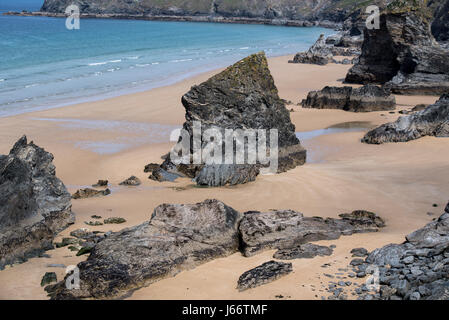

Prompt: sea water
xmin=0 ymin=0 xmax=334 ymax=117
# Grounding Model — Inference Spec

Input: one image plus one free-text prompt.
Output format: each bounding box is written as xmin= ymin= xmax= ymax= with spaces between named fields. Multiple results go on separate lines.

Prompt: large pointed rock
xmin=156 ymin=52 xmax=306 ymax=186
xmin=362 ymin=94 xmax=449 ymax=144
xmin=0 ymin=136 xmax=74 ymax=269
xmin=345 ymin=2 xmax=449 ymax=95
xmin=47 ymin=199 xmax=243 ymax=299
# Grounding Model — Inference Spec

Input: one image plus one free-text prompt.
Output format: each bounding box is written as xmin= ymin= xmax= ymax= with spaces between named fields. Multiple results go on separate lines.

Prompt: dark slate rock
xmin=159 ymin=52 xmax=306 ymax=186
xmin=41 ymin=272 xmax=57 ymax=287
xmin=71 ymin=188 xmax=111 ymax=199
xmin=237 ymin=261 xmax=293 ymax=291
xmin=47 ymin=199 xmax=243 ymax=299
xmin=362 ymin=94 xmax=449 ymax=144
xmin=0 ymin=136 xmax=74 ymax=269
xmin=273 ymin=243 xmax=333 ymax=260
xmin=119 ymin=176 xmax=141 ymax=186
xmin=239 ymin=209 xmax=385 ymax=257
xmin=301 ymin=85 xmax=396 ymax=112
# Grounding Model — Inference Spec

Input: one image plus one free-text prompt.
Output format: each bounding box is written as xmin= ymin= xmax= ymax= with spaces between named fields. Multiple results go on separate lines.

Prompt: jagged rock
xmin=412 ymin=104 xmax=428 ymax=112
xmin=41 ymin=272 xmax=57 ymax=287
xmin=71 ymin=188 xmax=111 ymax=199
xmin=351 ymin=247 xmax=369 ymax=257
xmin=273 ymin=243 xmax=333 ymax=260
xmin=46 ymin=199 xmax=243 ymax=299
xmin=159 ymin=52 xmax=306 ymax=186
xmin=92 ymin=180 xmax=108 ymax=187
xmin=239 ymin=209 xmax=385 ymax=257
xmin=144 ymin=163 xmax=160 ymax=173
xmin=352 ymin=201 xmax=449 ymax=300
xmin=55 ymin=237 xmax=79 ymax=248
xmin=431 ymin=0 xmax=449 ymax=41
xmin=148 ymin=167 xmax=180 ymax=182
xmin=103 ymin=217 xmax=126 ymax=224
xmin=0 ymin=136 xmax=74 ymax=269
xmin=345 ymin=4 xmax=449 ymax=95
xmin=362 ymin=94 xmax=449 ymax=144
xmin=301 ymin=85 xmax=396 ymax=112
xmin=85 ymin=221 xmax=103 ymax=226
xmin=119 ymin=176 xmax=141 ymax=186
xmin=237 ymin=261 xmax=292 ymax=291
xmin=289 ymin=34 xmax=333 ymax=65
xmin=194 ymin=164 xmax=260 ymax=187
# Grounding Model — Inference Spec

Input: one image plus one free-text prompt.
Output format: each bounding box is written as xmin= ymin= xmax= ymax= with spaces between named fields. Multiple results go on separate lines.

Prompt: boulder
xmin=289 ymin=34 xmax=333 ymax=65
xmin=352 ymin=201 xmax=449 ymax=300
xmin=345 ymin=3 xmax=449 ymax=95
xmin=119 ymin=176 xmax=141 ymax=186
xmin=71 ymin=188 xmax=111 ymax=199
xmin=301 ymin=85 xmax=396 ymax=112
xmin=158 ymin=52 xmax=306 ymax=186
xmin=237 ymin=261 xmax=293 ymax=291
xmin=47 ymin=199 xmax=243 ymax=299
xmin=239 ymin=209 xmax=385 ymax=257
xmin=0 ymin=136 xmax=74 ymax=269
xmin=362 ymin=94 xmax=449 ymax=144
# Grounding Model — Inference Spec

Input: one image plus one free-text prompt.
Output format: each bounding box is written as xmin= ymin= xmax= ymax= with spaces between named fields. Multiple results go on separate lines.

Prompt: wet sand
xmin=0 ymin=55 xmax=444 ymax=300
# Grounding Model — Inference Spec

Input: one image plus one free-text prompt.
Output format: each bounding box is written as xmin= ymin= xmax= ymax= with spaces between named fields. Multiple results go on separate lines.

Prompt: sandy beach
xmin=0 ymin=55 xmax=445 ymax=300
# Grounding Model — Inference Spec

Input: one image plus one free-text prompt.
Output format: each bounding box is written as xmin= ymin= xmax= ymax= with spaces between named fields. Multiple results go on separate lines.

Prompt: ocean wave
xmin=88 ymin=62 xmax=108 ymax=66
xmin=25 ymin=83 xmax=38 ymax=88
xmin=169 ymin=59 xmax=193 ymax=63
xmin=0 ymin=79 xmax=5 ymax=82
xmin=240 ymin=47 xmax=250 ymax=50
xmin=109 ymin=59 xmax=122 ymax=63
xmin=136 ymin=63 xmax=151 ymax=67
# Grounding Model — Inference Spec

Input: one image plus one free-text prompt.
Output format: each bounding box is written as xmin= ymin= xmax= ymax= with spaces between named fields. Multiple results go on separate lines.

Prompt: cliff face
xmin=39 ymin=0 xmax=370 ymax=22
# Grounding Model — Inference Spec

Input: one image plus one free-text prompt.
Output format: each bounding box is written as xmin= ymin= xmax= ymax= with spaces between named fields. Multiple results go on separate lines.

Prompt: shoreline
xmin=2 ymin=11 xmax=342 ymax=29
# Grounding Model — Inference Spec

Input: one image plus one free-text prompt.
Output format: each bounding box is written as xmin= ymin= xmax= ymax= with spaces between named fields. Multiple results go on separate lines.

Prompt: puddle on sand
xmin=296 ymin=121 xmax=373 ymax=163
xmin=31 ymin=117 xmax=181 ymax=155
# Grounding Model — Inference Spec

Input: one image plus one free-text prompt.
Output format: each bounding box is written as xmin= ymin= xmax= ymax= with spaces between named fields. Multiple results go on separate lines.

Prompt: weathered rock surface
xmin=362 ymin=94 xmax=449 ymax=144
xmin=239 ymin=209 xmax=385 ymax=257
xmin=289 ymin=34 xmax=333 ymax=65
xmin=0 ymin=136 xmax=74 ymax=269
xmin=119 ymin=176 xmax=141 ymax=186
xmin=352 ymin=201 xmax=449 ymax=300
xmin=274 ymin=243 xmax=333 ymax=260
xmin=431 ymin=0 xmax=449 ymax=41
xmin=237 ymin=261 xmax=292 ymax=291
xmin=345 ymin=3 xmax=449 ymax=95
xmin=72 ymin=188 xmax=111 ymax=199
xmin=47 ymin=199 xmax=243 ymax=299
xmin=290 ymin=33 xmax=362 ymax=65
xmin=158 ymin=52 xmax=306 ymax=186
xmin=92 ymin=180 xmax=108 ymax=187
xmin=301 ymin=85 xmax=396 ymax=112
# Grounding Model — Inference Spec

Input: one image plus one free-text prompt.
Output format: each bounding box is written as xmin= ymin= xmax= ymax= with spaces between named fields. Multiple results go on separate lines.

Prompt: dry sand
xmin=0 ymin=55 xmax=445 ymax=300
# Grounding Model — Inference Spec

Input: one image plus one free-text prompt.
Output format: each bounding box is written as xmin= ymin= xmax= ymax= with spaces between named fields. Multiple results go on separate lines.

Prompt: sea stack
xmin=345 ymin=1 xmax=449 ymax=95
xmin=0 ymin=136 xmax=74 ymax=269
xmin=152 ymin=52 xmax=306 ymax=187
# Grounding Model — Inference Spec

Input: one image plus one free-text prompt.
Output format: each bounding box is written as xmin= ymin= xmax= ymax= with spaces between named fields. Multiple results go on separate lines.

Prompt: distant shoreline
xmin=3 ymin=11 xmax=341 ymax=29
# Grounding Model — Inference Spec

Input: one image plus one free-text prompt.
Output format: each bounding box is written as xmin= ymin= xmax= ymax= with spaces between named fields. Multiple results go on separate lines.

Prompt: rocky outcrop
xmin=351 ymin=201 xmax=449 ymax=300
xmin=46 ymin=199 xmax=243 ymax=299
xmin=237 ymin=261 xmax=292 ymax=291
xmin=0 ymin=136 xmax=74 ymax=269
xmin=71 ymin=188 xmax=111 ymax=199
xmin=119 ymin=176 xmax=141 ymax=186
xmin=431 ymin=0 xmax=449 ymax=41
xmin=289 ymin=34 xmax=333 ymax=65
xmin=290 ymin=33 xmax=362 ymax=65
xmin=301 ymin=85 xmax=396 ymax=112
xmin=362 ymin=94 xmax=449 ymax=144
xmin=345 ymin=3 xmax=449 ymax=95
xmin=239 ymin=209 xmax=385 ymax=257
xmin=156 ymin=52 xmax=306 ymax=187
xmin=273 ymin=243 xmax=334 ymax=260
xmin=37 ymin=0 xmax=375 ymax=26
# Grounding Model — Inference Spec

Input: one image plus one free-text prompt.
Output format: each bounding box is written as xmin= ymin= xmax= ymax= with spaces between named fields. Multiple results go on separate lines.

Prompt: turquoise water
xmin=0 ymin=0 xmax=333 ymax=117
